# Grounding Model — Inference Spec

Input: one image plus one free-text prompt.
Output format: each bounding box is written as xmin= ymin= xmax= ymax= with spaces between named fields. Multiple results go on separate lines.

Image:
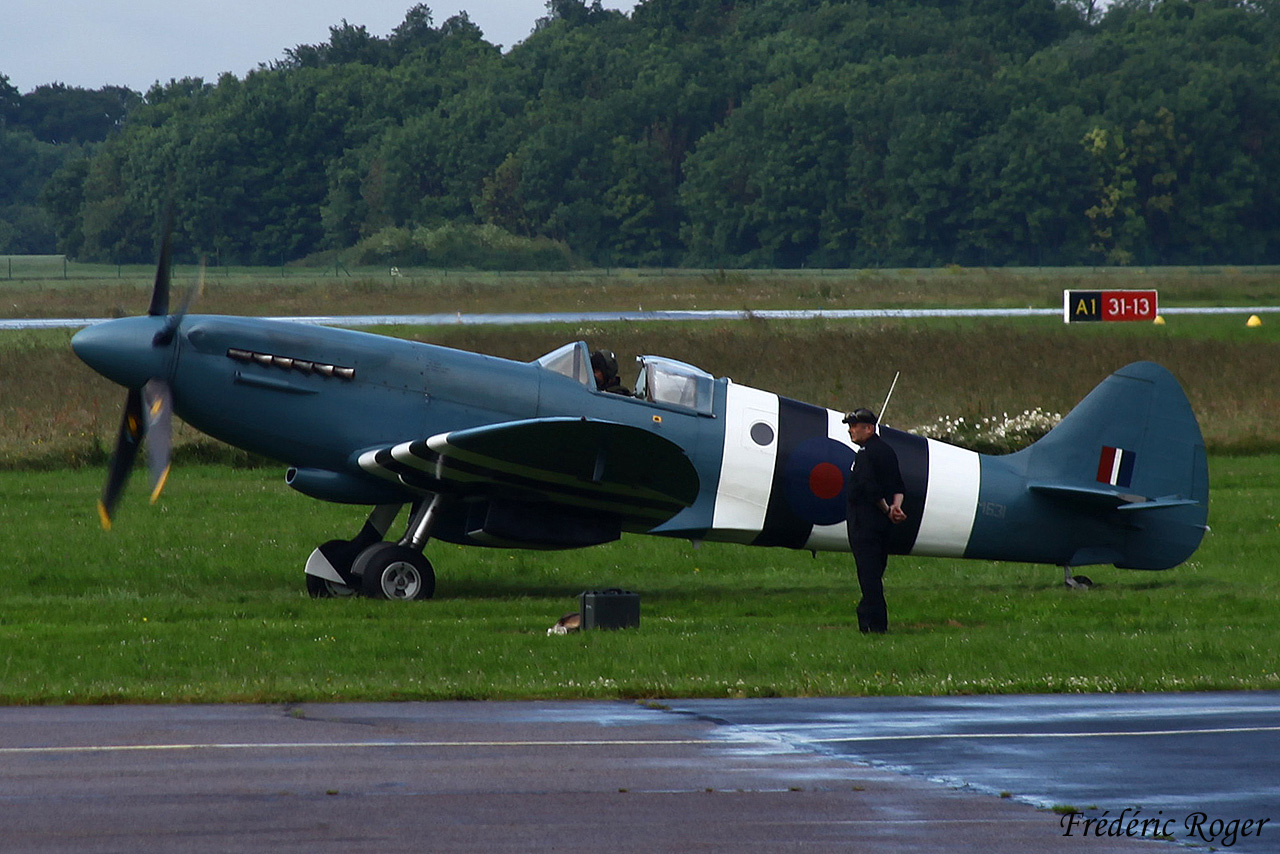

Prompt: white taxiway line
xmin=0 ymin=738 xmax=721 ymax=755
xmin=7 ymin=721 xmax=1278 ymax=755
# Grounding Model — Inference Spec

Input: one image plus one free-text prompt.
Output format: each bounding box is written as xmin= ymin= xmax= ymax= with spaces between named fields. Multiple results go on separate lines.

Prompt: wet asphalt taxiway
xmin=0 ymin=693 xmax=1275 ymax=853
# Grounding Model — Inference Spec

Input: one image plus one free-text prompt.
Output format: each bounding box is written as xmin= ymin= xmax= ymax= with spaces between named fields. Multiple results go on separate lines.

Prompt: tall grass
xmin=5 ymin=265 xmax=1280 ymax=318
xmin=6 ymin=314 xmax=1275 ymax=468
xmin=0 ymin=458 xmax=1272 ymax=705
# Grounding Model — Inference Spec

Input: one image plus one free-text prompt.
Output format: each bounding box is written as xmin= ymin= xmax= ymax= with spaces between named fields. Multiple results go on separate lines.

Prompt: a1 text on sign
xmin=1063 ymin=289 xmax=1158 ymax=323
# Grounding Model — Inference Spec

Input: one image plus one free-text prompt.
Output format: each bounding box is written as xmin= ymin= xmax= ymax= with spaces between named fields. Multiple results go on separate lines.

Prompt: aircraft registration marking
xmin=978 ymin=501 xmax=1006 ymax=519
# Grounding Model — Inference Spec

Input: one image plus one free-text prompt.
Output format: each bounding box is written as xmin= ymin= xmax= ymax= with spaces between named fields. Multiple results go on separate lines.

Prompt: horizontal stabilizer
xmin=1115 ymin=497 xmax=1201 ymax=512
xmin=1028 ymin=482 xmax=1201 ymax=512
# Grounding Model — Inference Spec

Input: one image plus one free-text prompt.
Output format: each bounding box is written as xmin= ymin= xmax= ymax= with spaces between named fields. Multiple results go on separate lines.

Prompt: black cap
xmin=842 ymin=408 xmax=878 ymax=425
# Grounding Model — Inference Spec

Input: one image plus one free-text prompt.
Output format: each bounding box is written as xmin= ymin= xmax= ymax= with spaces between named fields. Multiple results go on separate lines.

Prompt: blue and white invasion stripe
xmin=711 ymin=383 xmax=780 ymax=543
xmin=910 ymin=438 xmax=980 ymax=557
xmin=709 ymin=382 xmax=981 ymax=556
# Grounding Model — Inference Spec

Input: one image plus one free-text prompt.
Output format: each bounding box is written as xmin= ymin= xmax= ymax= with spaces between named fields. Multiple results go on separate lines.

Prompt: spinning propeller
xmin=72 ymin=212 xmax=198 ymax=529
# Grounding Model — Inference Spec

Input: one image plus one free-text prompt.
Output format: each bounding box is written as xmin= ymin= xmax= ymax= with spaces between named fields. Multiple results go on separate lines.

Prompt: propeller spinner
xmin=71 ymin=215 xmax=194 ymax=529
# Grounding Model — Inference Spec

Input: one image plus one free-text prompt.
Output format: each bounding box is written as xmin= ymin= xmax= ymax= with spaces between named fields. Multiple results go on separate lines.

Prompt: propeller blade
xmin=142 ymin=379 xmax=173 ymax=504
xmin=153 ymin=256 xmax=203 ymax=347
xmin=98 ymin=388 xmax=146 ymax=530
xmin=146 ymin=207 xmax=175 ymax=318
xmin=178 ymin=256 xmax=206 ymax=317
xmin=96 ymin=206 xmax=183 ymax=529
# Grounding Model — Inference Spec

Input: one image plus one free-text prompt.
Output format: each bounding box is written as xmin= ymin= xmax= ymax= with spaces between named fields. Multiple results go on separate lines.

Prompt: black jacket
xmin=846 ymin=433 xmax=905 ymax=540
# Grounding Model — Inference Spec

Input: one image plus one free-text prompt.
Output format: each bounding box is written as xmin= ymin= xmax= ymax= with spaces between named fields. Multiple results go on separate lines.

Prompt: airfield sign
xmin=1063 ymin=289 xmax=1158 ymax=323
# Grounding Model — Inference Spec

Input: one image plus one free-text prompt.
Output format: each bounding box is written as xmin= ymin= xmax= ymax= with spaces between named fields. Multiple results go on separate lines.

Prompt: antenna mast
xmin=879 ymin=371 xmax=900 ymax=424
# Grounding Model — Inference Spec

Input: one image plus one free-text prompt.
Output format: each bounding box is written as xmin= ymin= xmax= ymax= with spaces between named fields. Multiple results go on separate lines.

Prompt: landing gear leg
xmin=1063 ymin=566 xmax=1093 ymax=590
xmin=357 ymin=496 xmax=441 ymax=601
xmin=305 ymin=504 xmax=402 ymax=598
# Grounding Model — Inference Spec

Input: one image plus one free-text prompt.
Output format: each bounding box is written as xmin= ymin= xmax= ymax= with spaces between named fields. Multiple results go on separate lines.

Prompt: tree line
xmin=3 ymin=0 xmax=1279 ymax=268
xmin=0 ymin=79 xmax=136 ymax=254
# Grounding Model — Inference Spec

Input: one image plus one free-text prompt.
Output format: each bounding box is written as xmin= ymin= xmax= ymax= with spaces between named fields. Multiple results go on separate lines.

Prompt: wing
xmin=358 ymin=417 xmax=700 ymax=526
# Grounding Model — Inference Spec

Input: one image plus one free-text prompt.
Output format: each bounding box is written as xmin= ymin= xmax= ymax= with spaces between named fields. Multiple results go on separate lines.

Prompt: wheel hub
xmin=381 ymin=560 xmax=423 ymax=599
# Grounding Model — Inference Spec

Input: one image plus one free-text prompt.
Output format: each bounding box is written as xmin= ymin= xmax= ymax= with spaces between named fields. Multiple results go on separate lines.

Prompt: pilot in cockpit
xmin=591 ymin=349 xmax=632 ymax=396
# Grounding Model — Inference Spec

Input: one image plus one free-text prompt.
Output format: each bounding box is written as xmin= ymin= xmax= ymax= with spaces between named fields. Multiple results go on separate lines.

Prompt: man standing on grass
xmin=843 ymin=408 xmax=907 ymax=634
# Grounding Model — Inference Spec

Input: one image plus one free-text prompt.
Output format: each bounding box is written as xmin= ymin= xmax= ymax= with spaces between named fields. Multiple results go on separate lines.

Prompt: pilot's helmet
xmin=591 ymin=349 xmax=619 ymax=380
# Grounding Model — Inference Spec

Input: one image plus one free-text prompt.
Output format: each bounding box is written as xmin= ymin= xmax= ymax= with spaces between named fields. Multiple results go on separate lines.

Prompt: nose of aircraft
xmin=71 ymin=316 xmax=174 ymax=389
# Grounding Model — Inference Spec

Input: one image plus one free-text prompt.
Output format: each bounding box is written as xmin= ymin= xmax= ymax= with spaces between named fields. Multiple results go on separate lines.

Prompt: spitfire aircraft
xmin=71 ymin=229 xmax=1209 ymax=600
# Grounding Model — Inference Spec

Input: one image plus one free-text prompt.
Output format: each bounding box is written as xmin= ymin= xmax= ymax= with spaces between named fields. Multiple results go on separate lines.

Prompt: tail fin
xmin=971 ymin=362 xmax=1208 ymax=570
xmin=1024 ymin=361 xmax=1208 ymax=569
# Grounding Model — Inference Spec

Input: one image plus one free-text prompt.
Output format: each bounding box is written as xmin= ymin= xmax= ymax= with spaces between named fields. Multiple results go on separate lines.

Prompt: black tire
xmin=305 ymin=572 xmax=356 ymax=598
xmin=354 ymin=542 xmax=436 ymax=601
xmin=304 ymin=538 xmax=365 ymax=598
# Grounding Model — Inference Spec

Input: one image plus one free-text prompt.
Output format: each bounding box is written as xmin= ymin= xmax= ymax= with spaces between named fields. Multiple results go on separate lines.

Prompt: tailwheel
xmin=1063 ymin=566 xmax=1094 ymax=590
xmin=355 ymin=542 xmax=436 ymax=601
xmin=304 ymin=538 xmax=364 ymax=598
xmin=306 ymin=572 xmax=358 ymax=598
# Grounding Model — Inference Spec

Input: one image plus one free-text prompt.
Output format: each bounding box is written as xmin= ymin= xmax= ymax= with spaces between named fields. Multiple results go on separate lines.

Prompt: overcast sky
xmin=3 ymin=0 xmax=637 ymax=94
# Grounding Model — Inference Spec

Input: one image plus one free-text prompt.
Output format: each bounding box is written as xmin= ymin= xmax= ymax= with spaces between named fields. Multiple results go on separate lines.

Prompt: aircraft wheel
xmin=355 ymin=543 xmax=436 ymax=601
xmin=305 ymin=573 xmax=357 ymax=598
xmin=305 ymin=538 xmax=364 ymax=598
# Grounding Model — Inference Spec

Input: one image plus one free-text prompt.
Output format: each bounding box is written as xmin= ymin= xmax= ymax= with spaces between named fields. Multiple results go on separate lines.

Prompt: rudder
xmin=967 ymin=362 xmax=1209 ymax=570
xmin=1024 ymin=361 xmax=1209 ymax=569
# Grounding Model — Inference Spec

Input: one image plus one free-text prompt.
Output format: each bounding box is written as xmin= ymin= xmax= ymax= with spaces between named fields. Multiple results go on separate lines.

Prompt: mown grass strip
xmin=0 ymin=458 xmax=1272 ymax=705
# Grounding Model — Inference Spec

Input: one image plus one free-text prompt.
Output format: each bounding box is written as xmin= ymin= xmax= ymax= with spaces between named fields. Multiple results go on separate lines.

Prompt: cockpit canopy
xmin=535 ymin=342 xmax=717 ymax=416
xmin=535 ymin=341 xmax=593 ymax=386
xmin=634 ymin=355 xmax=715 ymax=416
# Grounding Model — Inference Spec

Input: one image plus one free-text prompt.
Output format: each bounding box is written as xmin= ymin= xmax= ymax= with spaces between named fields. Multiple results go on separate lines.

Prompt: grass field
xmin=0 ymin=268 xmax=1275 ymax=704
xmin=0 ymin=457 xmax=1273 ymax=705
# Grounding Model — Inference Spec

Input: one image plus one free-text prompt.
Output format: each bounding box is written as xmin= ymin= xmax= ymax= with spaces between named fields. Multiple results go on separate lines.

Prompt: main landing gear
xmin=304 ymin=498 xmax=441 ymax=601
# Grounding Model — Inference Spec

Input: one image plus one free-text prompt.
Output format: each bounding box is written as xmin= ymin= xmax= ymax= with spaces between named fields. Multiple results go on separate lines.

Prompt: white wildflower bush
xmin=910 ymin=408 xmax=1063 ymax=454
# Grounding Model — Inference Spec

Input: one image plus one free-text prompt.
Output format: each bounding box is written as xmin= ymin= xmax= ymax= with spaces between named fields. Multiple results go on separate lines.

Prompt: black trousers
xmin=850 ymin=536 xmax=889 ymax=633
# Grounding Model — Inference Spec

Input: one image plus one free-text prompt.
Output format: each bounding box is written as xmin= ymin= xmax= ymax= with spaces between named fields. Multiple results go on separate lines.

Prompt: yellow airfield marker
xmin=1247 ymin=314 xmax=1263 ymax=327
